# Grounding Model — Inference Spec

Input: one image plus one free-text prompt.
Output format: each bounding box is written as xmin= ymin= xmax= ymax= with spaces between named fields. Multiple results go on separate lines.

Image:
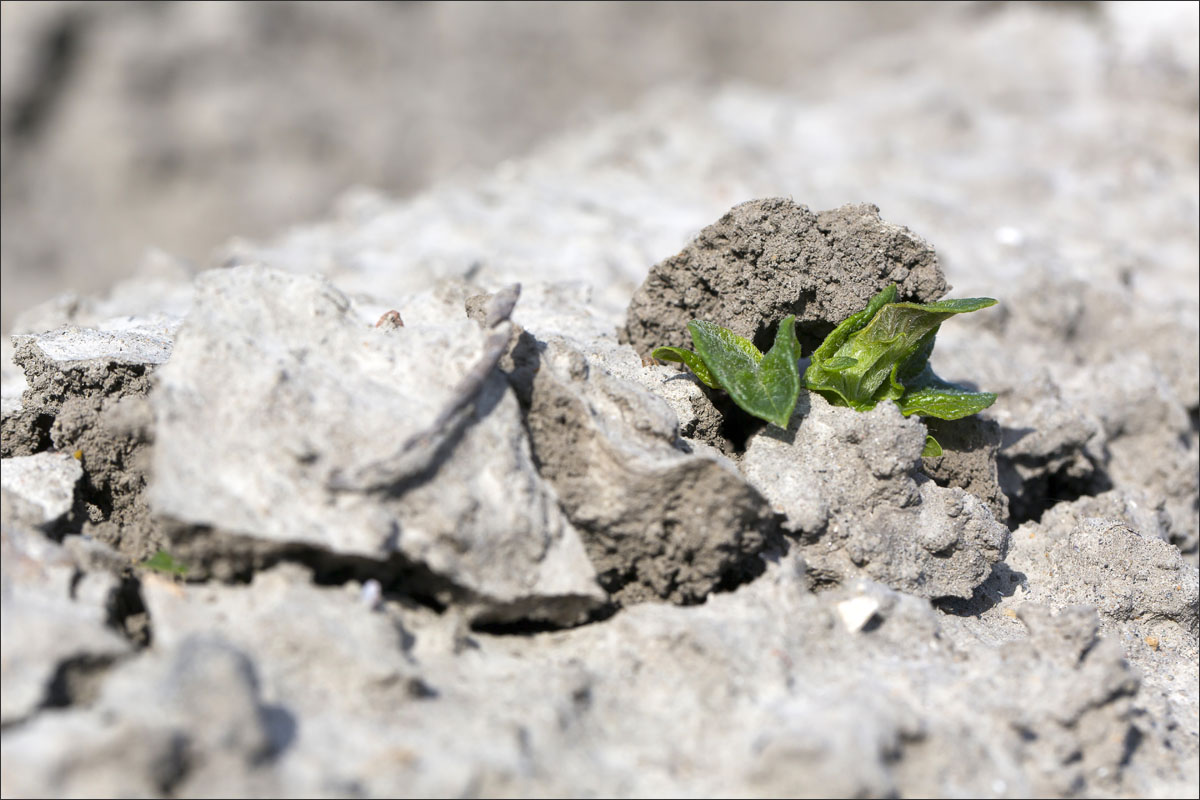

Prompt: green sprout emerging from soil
xmin=140 ymin=549 xmax=189 ymax=577
xmin=651 ymin=285 xmax=997 ymax=455
xmin=653 ymin=316 xmax=801 ymax=429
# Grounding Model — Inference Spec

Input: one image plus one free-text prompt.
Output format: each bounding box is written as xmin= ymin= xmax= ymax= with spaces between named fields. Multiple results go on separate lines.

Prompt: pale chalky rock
xmin=0 ymin=634 xmax=287 ymax=798
xmin=1 ymin=451 xmax=82 ymax=529
xmin=150 ymin=265 xmax=603 ymax=625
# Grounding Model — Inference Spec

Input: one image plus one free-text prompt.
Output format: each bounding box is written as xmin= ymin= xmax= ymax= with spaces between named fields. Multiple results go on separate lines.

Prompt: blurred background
xmin=1 ymin=1 xmax=1196 ymax=333
xmin=2 ymin=0 xmax=969 ymax=332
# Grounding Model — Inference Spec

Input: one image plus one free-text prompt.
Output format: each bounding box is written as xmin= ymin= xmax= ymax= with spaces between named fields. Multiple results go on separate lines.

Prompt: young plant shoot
xmin=804 ymin=284 xmax=997 ymax=455
xmin=140 ymin=549 xmax=189 ymax=576
xmin=653 ymin=316 xmax=801 ymax=428
xmin=650 ymin=285 xmax=997 ymax=454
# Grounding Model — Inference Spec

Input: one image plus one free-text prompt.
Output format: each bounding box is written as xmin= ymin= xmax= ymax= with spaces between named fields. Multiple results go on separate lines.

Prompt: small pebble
xmin=361 ymin=579 xmax=383 ymax=611
xmin=836 ymin=596 xmax=880 ymax=633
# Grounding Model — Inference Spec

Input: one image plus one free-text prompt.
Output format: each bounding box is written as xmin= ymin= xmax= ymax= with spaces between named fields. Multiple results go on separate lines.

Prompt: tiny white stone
xmin=994 ymin=226 xmax=1025 ymax=246
xmin=836 ymin=596 xmax=880 ymax=633
xmin=360 ymin=579 xmax=383 ymax=610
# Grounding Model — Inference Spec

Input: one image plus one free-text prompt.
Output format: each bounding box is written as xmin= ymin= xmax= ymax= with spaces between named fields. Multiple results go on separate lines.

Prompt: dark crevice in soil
xmin=470 ymin=602 xmax=620 ymax=636
xmin=288 ymin=546 xmax=453 ymax=615
xmin=161 ymin=515 xmax=790 ymax=637
xmin=472 ymin=617 xmax=583 ymax=636
xmin=793 ymin=320 xmax=834 ymax=361
xmin=154 ymin=733 xmax=193 ymax=797
xmin=107 ymin=574 xmax=152 ymax=647
xmin=711 ymin=535 xmax=782 ymax=594
xmin=592 ymin=563 xmax=639 ymax=600
xmin=999 ymin=458 xmax=1113 ymax=528
xmin=713 ymin=393 xmax=766 ymax=455
xmin=40 ymin=654 xmax=119 ymax=710
xmin=804 ymin=569 xmax=843 ymax=593
xmin=40 ymin=472 xmax=90 ymax=544
xmin=1119 ymin=723 xmax=1146 ymax=768
xmin=68 ymin=568 xmax=86 ymax=599
xmin=160 ymin=522 xmax=458 ymax=615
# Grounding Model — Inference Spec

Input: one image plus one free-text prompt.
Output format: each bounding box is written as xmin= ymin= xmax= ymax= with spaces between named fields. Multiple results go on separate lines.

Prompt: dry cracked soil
xmin=1 ymin=4 xmax=1198 ymax=798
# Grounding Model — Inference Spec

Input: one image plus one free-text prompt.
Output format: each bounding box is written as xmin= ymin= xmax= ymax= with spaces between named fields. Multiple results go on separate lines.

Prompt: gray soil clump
xmin=2 ymin=327 xmax=169 ymax=560
xmin=922 ymin=415 xmax=1010 ymax=526
xmin=993 ymin=374 xmax=1108 ymax=523
xmin=1012 ymin=508 xmax=1199 ymax=635
xmin=621 ymin=199 xmax=949 ymax=356
xmin=2 ymin=7 xmax=1198 ymax=793
xmin=517 ymin=335 xmax=777 ymax=605
xmin=943 ymin=277 xmax=1198 ymax=550
xmin=742 ymin=393 xmax=1008 ymax=599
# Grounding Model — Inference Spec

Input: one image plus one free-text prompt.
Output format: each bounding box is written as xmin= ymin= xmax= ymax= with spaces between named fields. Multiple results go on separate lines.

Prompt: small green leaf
xmin=922 ymin=435 xmax=943 ymax=458
xmin=902 ymin=297 xmax=998 ymax=314
xmin=652 ymin=346 xmax=720 ymax=389
xmin=687 ymin=320 xmax=762 ymax=380
xmin=688 ymin=316 xmax=802 ymax=428
xmin=687 ymin=321 xmax=764 ymax=364
xmin=898 ymin=383 xmax=997 ymax=420
xmin=141 ymin=549 xmax=188 ymax=576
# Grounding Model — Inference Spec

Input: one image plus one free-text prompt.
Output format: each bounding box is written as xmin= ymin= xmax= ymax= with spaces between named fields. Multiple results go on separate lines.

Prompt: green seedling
xmin=653 ymin=316 xmax=801 ymax=428
xmin=804 ymin=284 xmax=997 ymax=456
xmin=140 ymin=549 xmax=188 ymax=577
xmin=649 ymin=285 xmax=996 ymax=455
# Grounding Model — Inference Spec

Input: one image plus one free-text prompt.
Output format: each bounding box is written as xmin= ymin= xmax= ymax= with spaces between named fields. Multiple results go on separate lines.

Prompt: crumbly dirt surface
xmin=2 ymin=4 xmax=1197 ymax=798
xmin=622 ymin=199 xmax=949 ymax=356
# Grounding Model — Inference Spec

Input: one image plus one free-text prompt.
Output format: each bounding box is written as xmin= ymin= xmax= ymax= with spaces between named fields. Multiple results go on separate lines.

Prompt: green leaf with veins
xmin=896 ymin=364 xmax=998 ymax=420
xmin=687 ymin=316 xmax=802 ymax=428
xmin=649 ymin=283 xmax=995 ymax=445
xmin=805 ymin=285 xmax=997 ymax=422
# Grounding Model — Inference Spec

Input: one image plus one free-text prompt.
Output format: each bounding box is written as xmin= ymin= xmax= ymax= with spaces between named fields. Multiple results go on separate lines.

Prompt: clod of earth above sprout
xmin=650 ymin=285 xmax=997 ymax=455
